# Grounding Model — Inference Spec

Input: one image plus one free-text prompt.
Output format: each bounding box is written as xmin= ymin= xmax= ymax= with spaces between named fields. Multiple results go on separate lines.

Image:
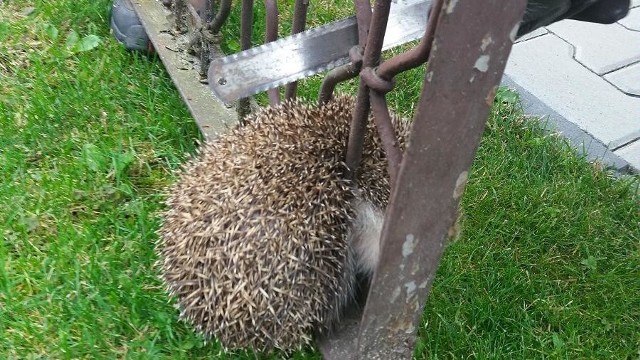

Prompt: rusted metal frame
xmin=317 ymin=0 xmax=370 ymax=106
xmin=345 ymin=0 xmax=393 ymax=180
xmin=283 ymin=0 xmax=310 ymax=100
xmin=264 ymin=0 xmax=281 ymax=105
xmin=237 ymin=0 xmax=255 ymax=121
xmin=364 ymin=0 xmax=444 ymax=187
xmin=356 ymin=0 xmax=528 ymax=358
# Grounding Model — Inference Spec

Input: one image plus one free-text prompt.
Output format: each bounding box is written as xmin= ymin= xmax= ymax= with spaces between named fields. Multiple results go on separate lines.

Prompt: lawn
xmin=1 ymin=1 xmax=639 ymax=359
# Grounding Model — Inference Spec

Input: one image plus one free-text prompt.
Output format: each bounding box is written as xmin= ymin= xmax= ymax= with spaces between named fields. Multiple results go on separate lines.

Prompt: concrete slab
xmin=614 ymin=140 xmax=640 ymax=170
xmin=501 ymin=75 xmax=636 ymax=174
xmin=604 ymin=61 xmax=640 ymax=95
xmin=505 ymin=33 xmax=640 ymax=149
xmin=547 ymin=20 xmax=640 ymax=74
xmin=618 ymin=6 xmax=640 ymax=31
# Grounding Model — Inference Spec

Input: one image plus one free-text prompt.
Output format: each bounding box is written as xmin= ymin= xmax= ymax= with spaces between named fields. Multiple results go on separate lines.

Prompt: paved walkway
xmin=503 ymin=0 xmax=640 ymax=174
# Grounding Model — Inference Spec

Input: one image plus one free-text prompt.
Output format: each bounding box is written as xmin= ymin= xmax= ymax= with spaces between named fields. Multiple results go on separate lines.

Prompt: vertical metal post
xmin=345 ymin=0 xmax=393 ymax=180
xmin=356 ymin=0 xmax=527 ymax=358
xmin=319 ymin=0 xmax=527 ymax=358
xmin=284 ymin=0 xmax=310 ymax=99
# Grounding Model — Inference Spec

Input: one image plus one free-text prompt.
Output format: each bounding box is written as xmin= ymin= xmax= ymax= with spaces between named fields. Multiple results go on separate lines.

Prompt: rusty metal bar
xmin=354 ymin=0 xmax=372 ymax=46
xmin=208 ymin=0 xmax=232 ymax=34
xmin=240 ymin=0 xmax=254 ymax=51
xmin=345 ymin=0 xmax=393 ymax=180
xmin=284 ymin=0 xmax=310 ymax=100
xmin=356 ymin=0 xmax=528 ymax=358
xmin=369 ymin=90 xmax=402 ymax=187
xmin=237 ymin=0 xmax=255 ymax=121
xmin=264 ymin=0 xmax=281 ymax=105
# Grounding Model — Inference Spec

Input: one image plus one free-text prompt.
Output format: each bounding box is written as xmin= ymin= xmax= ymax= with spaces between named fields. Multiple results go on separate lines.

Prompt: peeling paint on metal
xmin=474 ymin=55 xmax=490 ymax=72
xmin=446 ymin=0 xmax=459 ymax=14
xmin=453 ymin=170 xmax=469 ymax=199
xmin=480 ymin=34 xmax=493 ymax=52
xmin=510 ymin=22 xmax=520 ymax=42
xmin=426 ymin=71 xmax=434 ymax=82
xmin=404 ymin=281 xmax=416 ymax=299
xmin=402 ymin=234 xmax=416 ymax=257
xmin=485 ymin=85 xmax=498 ymax=106
xmin=390 ymin=286 xmax=401 ymax=303
xmin=405 ymin=323 xmax=416 ymax=334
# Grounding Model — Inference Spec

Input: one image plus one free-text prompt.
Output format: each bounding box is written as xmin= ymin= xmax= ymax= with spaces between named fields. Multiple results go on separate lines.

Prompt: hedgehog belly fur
xmin=349 ymin=198 xmax=385 ymax=275
xmin=157 ymin=96 xmax=408 ymax=353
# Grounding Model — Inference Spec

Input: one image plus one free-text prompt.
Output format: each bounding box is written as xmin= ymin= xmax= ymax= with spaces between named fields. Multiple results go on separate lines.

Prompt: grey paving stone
xmin=604 ymin=61 xmax=640 ymax=95
xmin=502 ymin=75 xmax=637 ymax=174
xmin=618 ymin=6 xmax=640 ymax=31
xmin=547 ymin=20 xmax=640 ymax=74
xmin=614 ymin=140 xmax=640 ymax=170
xmin=505 ymin=33 xmax=640 ymax=149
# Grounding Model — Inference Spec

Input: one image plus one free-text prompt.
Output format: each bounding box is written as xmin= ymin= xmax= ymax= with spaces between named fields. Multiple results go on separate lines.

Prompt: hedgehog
xmin=157 ymin=95 xmax=411 ymax=353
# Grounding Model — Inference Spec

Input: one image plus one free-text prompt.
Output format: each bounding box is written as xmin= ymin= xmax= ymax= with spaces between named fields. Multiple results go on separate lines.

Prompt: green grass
xmin=1 ymin=1 xmax=639 ymax=359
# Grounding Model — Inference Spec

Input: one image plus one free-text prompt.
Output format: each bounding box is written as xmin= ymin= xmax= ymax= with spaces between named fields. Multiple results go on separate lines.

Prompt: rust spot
xmin=485 ymin=85 xmax=498 ymax=106
xmin=474 ymin=55 xmax=490 ymax=72
xmin=446 ymin=0 xmax=459 ymax=14
xmin=402 ymin=234 xmax=416 ymax=257
xmin=453 ymin=171 xmax=468 ymax=200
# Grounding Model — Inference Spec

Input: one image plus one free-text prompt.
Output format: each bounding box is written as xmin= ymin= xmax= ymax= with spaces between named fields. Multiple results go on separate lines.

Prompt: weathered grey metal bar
xmin=319 ymin=0 xmax=527 ymax=358
xmin=130 ymin=0 xmax=237 ymax=140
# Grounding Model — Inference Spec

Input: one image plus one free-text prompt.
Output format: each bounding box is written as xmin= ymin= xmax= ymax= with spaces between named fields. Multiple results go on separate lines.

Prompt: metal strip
xmin=208 ymin=0 xmax=431 ymax=103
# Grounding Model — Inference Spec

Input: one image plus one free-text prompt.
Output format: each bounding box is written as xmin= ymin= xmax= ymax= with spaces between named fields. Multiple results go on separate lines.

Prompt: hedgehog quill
xmin=157 ymin=96 xmax=410 ymax=353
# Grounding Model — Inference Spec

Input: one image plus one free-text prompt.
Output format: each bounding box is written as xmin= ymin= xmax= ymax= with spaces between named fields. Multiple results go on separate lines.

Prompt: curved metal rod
xmin=377 ymin=0 xmax=444 ymax=80
xmin=208 ymin=0 xmax=232 ymax=34
xmin=318 ymin=62 xmax=360 ymax=104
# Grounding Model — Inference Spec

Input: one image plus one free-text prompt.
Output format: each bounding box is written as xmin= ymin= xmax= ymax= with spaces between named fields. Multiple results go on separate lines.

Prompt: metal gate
xmin=130 ymin=0 xmax=528 ymax=357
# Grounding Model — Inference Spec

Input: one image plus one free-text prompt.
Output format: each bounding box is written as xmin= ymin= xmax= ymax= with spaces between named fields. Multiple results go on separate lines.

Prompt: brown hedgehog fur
xmin=157 ymin=95 xmax=410 ymax=352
